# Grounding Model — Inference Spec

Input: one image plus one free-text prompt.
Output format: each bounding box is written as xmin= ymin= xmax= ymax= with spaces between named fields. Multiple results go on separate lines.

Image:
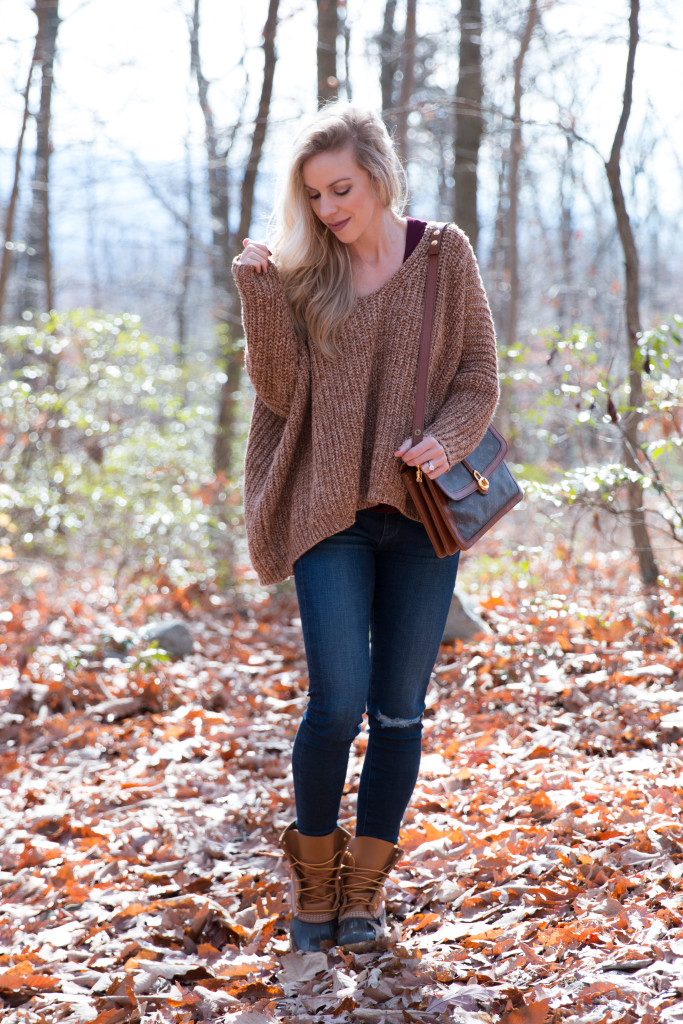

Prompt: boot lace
xmin=341 ymin=864 xmax=391 ymax=912
xmin=291 ymin=850 xmax=341 ymax=908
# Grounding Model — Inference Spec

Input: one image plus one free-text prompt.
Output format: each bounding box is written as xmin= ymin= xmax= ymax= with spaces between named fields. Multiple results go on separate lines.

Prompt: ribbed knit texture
xmin=232 ymin=222 xmax=499 ymax=585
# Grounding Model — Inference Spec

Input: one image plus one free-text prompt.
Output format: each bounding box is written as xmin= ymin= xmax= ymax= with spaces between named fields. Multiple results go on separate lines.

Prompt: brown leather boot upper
xmin=279 ymin=823 xmax=350 ymax=923
xmin=338 ymin=836 xmax=402 ymax=922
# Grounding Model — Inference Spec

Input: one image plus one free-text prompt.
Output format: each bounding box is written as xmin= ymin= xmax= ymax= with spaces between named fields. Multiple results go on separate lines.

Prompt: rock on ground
xmin=442 ymin=590 xmax=491 ymax=643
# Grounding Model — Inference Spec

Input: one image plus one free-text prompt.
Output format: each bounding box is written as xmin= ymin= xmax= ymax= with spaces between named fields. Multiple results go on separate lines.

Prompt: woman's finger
xmin=239 ymin=239 xmax=270 ymax=273
xmin=399 ymin=438 xmax=441 ymax=464
xmin=243 ymin=239 xmax=270 ymax=255
xmin=422 ymin=453 xmax=449 ymax=479
xmin=396 ymin=435 xmax=449 ymax=478
xmin=395 ymin=438 xmax=431 ymax=461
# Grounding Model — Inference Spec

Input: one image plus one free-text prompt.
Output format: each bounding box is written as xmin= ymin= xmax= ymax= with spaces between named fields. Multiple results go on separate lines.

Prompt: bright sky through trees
xmin=1 ymin=0 xmax=682 ymax=191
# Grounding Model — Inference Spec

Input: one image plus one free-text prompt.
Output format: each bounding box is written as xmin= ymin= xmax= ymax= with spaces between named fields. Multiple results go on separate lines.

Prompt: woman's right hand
xmin=237 ymin=238 xmax=271 ymax=273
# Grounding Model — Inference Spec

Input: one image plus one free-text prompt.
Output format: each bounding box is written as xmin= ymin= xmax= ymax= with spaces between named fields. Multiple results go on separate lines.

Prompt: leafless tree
xmin=190 ymin=0 xmax=281 ymax=477
xmin=505 ymin=0 xmax=538 ymax=355
xmin=453 ymin=0 xmax=483 ymax=251
xmin=216 ymin=0 xmax=280 ymax=475
xmin=605 ymin=0 xmax=659 ymax=585
xmin=19 ymin=0 xmax=61 ymax=315
xmin=175 ymin=138 xmax=196 ymax=368
xmin=190 ymin=0 xmax=231 ymax=325
xmin=486 ymin=0 xmax=538 ymax=443
xmin=0 ymin=55 xmax=35 ymax=323
xmin=379 ymin=0 xmax=399 ymax=126
xmin=317 ymin=0 xmax=339 ymax=106
xmin=394 ymin=0 xmax=417 ymax=168
xmin=341 ymin=6 xmax=352 ymax=101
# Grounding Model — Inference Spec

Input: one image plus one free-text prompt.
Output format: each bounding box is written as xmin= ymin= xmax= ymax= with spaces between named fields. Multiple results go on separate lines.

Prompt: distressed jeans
xmin=292 ymin=509 xmax=460 ymax=843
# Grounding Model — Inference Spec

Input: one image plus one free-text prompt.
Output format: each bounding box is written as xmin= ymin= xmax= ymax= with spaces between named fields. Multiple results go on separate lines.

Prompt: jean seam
xmin=356 ymin=724 xmax=373 ymax=836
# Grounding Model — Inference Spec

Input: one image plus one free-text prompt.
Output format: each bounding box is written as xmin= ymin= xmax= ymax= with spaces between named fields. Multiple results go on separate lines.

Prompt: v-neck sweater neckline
xmin=354 ymin=221 xmax=431 ymax=305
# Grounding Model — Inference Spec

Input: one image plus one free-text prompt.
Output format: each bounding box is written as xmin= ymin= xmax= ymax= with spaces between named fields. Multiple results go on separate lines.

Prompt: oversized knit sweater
xmin=232 ymin=222 xmax=499 ymax=585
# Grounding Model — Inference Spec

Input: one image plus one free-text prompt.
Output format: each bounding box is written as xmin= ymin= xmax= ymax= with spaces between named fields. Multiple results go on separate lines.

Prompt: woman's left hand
xmin=395 ymin=435 xmax=449 ymax=479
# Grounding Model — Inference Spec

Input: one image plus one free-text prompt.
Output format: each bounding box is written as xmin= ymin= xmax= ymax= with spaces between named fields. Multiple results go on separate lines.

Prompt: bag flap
xmin=434 ymin=426 xmax=508 ymax=501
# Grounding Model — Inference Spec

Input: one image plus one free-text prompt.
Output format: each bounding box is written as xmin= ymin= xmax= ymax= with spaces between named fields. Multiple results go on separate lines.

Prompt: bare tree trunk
xmin=505 ymin=0 xmax=537 ymax=354
xmin=213 ymin=0 xmax=280 ymax=476
xmin=395 ymin=0 xmax=417 ymax=168
xmin=557 ymin=134 xmax=574 ymax=334
xmin=235 ymin=0 xmax=280 ymax=249
xmin=21 ymin=0 xmax=60 ymax=314
xmin=0 ymin=54 xmax=35 ymax=323
xmin=175 ymin=137 xmax=195 ymax=368
xmin=489 ymin=154 xmax=507 ymax=293
xmin=84 ymin=141 xmax=102 ymax=310
xmin=379 ymin=0 xmax=399 ymax=126
xmin=605 ymin=0 xmax=658 ymax=585
xmin=317 ymin=0 xmax=338 ymax=106
xmin=492 ymin=1 xmax=536 ymax=444
xmin=453 ymin=0 xmax=483 ymax=252
xmin=342 ymin=10 xmax=352 ymax=101
xmin=190 ymin=0 xmax=230 ymax=323
xmin=191 ymin=0 xmax=279 ymax=476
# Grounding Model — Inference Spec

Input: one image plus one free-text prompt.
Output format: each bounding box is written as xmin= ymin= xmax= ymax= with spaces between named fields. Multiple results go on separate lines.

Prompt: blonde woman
xmin=233 ymin=104 xmax=499 ymax=953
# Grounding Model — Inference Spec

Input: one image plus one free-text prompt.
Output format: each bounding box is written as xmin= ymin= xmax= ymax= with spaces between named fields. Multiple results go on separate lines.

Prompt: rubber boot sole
xmin=337 ymin=915 xmax=392 ymax=953
xmin=291 ymin=916 xmax=337 ymax=953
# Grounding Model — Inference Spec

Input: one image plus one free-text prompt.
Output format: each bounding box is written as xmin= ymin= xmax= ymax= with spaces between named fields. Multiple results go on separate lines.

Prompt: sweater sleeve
xmin=232 ymin=257 xmax=302 ymax=419
xmin=426 ymin=233 xmax=500 ymax=468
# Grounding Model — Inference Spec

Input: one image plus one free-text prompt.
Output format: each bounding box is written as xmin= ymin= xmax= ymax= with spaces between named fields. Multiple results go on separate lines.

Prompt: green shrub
xmin=511 ymin=317 xmax=683 ymax=550
xmin=0 ymin=310 xmax=239 ymax=580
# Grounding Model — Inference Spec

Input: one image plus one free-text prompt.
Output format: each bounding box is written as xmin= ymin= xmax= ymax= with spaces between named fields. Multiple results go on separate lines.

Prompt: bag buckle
xmin=416 ymin=466 xmax=423 ymax=484
xmin=473 ymin=470 xmax=489 ymax=493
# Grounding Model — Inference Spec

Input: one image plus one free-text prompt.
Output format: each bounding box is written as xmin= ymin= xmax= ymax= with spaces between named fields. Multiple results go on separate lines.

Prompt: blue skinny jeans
xmin=292 ymin=509 xmax=459 ymax=843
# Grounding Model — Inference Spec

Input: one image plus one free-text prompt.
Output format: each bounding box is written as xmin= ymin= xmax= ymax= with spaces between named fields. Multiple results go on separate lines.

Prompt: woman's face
xmin=302 ymin=145 xmax=383 ymax=245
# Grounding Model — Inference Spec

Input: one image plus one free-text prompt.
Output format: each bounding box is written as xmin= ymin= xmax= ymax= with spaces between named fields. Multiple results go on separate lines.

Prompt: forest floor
xmin=1 ymin=551 xmax=682 ymax=1024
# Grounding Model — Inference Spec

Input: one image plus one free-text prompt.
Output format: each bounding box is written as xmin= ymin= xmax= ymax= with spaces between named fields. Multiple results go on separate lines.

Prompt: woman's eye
xmin=309 ymin=193 xmax=320 ymax=201
xmin=335 ymin=187 xmax=351 ymax=196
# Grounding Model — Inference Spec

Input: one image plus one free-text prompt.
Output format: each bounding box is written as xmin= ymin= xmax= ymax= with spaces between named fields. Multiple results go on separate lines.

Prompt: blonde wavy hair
xmin=269 ymin=104 xmax=407 ymax=358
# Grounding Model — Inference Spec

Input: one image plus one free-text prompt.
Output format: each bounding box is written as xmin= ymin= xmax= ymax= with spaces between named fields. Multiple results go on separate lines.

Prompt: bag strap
xmin=412 ymin=225 xmax=444 ymax=448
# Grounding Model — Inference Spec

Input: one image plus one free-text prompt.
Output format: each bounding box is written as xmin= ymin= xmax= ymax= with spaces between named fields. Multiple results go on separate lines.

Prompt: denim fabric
xmin=292 ymin=509 xmax=459 ymax=843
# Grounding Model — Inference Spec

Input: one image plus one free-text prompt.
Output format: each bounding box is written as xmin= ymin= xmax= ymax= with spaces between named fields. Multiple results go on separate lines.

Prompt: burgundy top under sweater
xmin=233 ymin=221 xmax=499 ymax=585
xmin=369 ymin=217 xmax=427 ymax=514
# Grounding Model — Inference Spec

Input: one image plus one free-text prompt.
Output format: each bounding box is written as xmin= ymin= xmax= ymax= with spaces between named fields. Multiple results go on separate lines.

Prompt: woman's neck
xmin=349 ymin=211 xmax=408 ymax=298
xmin=348 ymin=209 xmax=406 ymax=270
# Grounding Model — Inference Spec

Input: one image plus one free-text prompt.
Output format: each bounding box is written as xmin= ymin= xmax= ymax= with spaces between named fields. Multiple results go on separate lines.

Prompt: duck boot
xmin=337 ymin=835 xmax=403 ymax=952
xmin=279 ymin=822 xmax=350 ymax=952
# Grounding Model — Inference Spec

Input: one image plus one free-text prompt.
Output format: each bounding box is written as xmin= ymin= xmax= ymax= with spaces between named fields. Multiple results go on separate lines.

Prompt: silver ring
xmin=428 ymin=461 xmax=435 ymax=472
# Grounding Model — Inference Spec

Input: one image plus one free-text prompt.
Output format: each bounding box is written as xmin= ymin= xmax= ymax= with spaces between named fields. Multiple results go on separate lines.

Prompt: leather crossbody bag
xmin=399 ymin=226 xmax=523 ymax=556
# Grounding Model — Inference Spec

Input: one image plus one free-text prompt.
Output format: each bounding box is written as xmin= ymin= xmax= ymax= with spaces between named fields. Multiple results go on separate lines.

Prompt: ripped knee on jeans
xmin=372 ymin=710 xmax=423 ymax=729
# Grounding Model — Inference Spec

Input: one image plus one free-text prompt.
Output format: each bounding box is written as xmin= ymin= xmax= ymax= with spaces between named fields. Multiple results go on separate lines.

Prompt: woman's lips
xmin=326 ymin=217 xmax=351 ymax=232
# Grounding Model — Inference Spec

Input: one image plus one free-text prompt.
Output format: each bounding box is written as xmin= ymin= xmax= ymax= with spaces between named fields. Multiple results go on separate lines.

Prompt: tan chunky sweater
xmin=232 ymin=222 xmax=499 ymax=585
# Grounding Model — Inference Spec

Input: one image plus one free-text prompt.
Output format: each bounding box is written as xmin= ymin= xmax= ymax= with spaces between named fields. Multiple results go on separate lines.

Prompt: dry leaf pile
xmin=1 ymin=562 xmax=682 ymax=1024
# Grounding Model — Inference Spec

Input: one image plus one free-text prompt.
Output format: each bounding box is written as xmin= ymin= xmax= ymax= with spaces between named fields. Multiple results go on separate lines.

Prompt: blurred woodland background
xmin=1 ymin=0 xmax=682 ymax=589
xmin=2 ymin=9 xmax=683 ymax=1018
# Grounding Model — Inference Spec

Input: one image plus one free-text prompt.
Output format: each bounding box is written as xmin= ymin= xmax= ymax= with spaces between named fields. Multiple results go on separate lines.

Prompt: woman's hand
xmin=395 ymin=435 xmax=449 ymax=479
xmin=237 ymin=238 xmax=271 ymax=273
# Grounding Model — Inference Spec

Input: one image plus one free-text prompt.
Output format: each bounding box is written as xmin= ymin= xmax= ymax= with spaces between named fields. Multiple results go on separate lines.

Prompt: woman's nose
xmin=319 ymin=194 xmax=337 ymax=218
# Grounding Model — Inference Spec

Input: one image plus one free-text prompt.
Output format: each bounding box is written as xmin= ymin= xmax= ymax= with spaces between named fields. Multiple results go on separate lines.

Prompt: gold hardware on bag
xmin=474 ymin=470 xmax=489 ymax=493
xmin=416 ymin=466 xmax=423 ymax=483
